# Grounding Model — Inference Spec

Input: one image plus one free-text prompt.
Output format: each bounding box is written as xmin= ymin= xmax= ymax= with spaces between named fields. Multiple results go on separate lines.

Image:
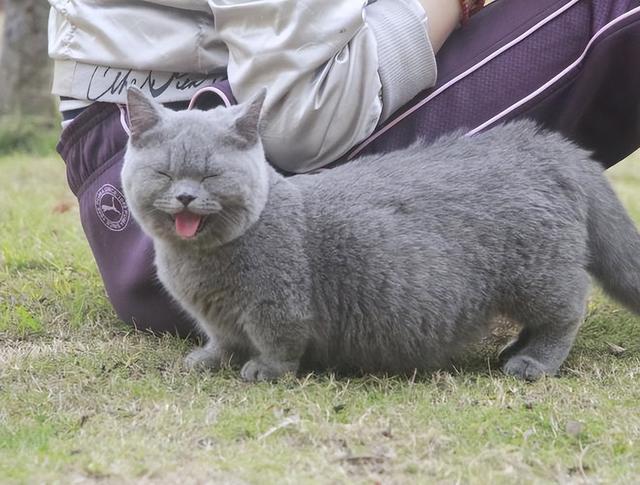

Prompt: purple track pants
xmin=57 ymin=0 xmax=640 ymax=336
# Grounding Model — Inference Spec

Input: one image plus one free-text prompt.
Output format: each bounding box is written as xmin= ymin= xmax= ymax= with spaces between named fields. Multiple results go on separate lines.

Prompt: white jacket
xmin=48 ymin=0 xmax=436 ymax=172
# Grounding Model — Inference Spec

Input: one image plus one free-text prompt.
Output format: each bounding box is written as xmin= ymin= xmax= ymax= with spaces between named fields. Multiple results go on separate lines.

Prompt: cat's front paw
xmin=240 ymin=358 xmax=297 ymax=382
xmin=502 ymin=355 xmax=549 ymax=381
xmin=184 ymin=346 xmax=222 ymax=371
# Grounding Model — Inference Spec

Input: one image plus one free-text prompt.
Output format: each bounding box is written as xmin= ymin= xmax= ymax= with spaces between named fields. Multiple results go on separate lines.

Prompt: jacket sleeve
xmin=48 ymin=0 xmax=227 ymax=75
xmin=208 ymin=0 xmax=437 ymax=173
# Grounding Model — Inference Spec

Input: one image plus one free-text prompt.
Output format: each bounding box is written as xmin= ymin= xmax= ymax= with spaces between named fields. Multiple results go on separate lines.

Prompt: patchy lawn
xmin=1 ymin=150 xmax=639 ymax=484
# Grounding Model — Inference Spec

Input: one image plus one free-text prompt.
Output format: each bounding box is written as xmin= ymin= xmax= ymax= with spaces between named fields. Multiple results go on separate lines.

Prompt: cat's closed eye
xmin=157 ymin=170 xmax=173 ymax=180
xmin=201 ymin=174 xmax=222 ymax=182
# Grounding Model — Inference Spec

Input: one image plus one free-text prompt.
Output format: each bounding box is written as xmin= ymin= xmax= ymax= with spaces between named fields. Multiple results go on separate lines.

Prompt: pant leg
xmin=58 ymin=84 xmax=238 ymax=337
xmin=348 ymin=0 xmax=640 ymax=168
xmin=58 ymin=103 xmax=189 ymax=336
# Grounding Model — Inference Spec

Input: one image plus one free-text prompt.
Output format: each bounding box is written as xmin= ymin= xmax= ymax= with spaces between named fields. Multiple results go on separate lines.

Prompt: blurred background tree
xmin=0 ymin=0 xmax=58 ymax=154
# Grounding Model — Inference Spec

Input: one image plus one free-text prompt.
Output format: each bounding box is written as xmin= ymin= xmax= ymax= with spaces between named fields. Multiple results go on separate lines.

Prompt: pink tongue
xmin=175 ymin=212 xmax=202 ymax=239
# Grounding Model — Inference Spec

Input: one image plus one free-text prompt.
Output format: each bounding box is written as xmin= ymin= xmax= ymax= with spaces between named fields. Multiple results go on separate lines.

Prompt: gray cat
xmin=121 ymin=86 xmax=640 ymax=382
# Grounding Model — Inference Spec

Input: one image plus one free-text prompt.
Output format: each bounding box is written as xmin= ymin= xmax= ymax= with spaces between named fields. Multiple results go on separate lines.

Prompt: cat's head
xmin=121 ymin=87 xmax=270 ymax=248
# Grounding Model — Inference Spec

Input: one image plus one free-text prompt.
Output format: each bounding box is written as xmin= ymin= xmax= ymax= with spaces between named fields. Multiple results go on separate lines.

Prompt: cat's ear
xmin=127 ymin=87 xmax=164 ymax=146
xmin=232 ymin=88 xmax=267 ymax=149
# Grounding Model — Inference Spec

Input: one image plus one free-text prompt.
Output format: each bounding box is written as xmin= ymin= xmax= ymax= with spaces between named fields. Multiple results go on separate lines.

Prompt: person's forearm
xmin=416 ymin=0 xmax=461 ymax=52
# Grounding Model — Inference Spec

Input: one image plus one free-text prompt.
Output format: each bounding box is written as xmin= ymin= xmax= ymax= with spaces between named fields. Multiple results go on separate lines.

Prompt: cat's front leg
xmin=239 ymin=306 xmax=310 ymax=382
xmin=184 ymin=331 xmax=250 ymax=371
xmin=184 ymin=339 xmax=226 ymax=370
xmin=185 ymin=345 xmax=221 ymax=370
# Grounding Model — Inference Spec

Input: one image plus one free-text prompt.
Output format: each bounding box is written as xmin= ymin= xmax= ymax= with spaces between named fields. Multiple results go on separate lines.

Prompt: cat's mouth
xmin=174 ymin=211 xmax=206 ymax=239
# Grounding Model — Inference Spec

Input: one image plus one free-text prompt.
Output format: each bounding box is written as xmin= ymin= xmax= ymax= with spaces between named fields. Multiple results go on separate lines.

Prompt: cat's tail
xmin=586 ymin=170 xmax=640 ymax=315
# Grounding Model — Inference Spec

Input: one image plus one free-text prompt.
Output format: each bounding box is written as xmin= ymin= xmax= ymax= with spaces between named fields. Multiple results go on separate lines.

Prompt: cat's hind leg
xmin=501 ymin=269 xmax=590 ymax=381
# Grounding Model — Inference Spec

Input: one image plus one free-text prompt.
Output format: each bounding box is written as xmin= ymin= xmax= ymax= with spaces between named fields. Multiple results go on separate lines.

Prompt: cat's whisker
xmin=212 ymin=212 xmax=235 ymax=228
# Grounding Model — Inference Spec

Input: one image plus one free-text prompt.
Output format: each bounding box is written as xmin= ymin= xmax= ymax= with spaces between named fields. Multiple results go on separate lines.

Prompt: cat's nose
xmin=176 ymin=194 xmax=196 ymax=207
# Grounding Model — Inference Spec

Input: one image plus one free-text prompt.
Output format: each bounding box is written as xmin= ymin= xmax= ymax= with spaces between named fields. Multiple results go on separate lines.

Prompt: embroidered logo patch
xmin=95 ymin=184 xmax=130 ymax=232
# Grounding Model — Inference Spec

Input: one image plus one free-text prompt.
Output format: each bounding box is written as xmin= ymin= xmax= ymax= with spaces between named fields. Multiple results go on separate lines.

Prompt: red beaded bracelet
xmin=460 ymin=0 xmax=486 ymax=26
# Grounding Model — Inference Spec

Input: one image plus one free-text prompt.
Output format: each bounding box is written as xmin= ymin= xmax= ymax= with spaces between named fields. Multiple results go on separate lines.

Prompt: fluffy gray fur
xmin=121 ymin=87 xmax=640 ymax=382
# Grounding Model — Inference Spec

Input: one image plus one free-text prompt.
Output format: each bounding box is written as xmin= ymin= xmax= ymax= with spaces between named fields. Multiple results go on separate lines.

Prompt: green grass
xmin=1 ymin=151 xmax=639 ymax=484
xmin=0 ymin=117 xmax=60 ymax=156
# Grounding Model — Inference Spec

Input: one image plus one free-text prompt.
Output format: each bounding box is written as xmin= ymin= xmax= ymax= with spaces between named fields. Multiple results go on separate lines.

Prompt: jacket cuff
xmin=366 ymin=0 xmax=438 ymax=122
